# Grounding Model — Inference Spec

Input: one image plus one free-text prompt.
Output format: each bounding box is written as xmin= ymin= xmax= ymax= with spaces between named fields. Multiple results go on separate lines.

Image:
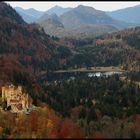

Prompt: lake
xmin=43 ymin=71 xmax=123 ymax=82
xmin=88 ymin=71 xmax=123 ymax=77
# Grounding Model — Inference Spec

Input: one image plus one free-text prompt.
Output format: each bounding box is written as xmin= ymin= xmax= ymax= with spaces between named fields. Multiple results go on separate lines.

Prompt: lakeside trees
xmin=43 ymin=74 xmax=140 ymax=137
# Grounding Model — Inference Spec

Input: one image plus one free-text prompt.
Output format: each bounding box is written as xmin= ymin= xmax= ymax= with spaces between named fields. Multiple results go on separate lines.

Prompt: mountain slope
xmin=36 ymin=5 xmax=120 ymax=38
xmin=14 ymin=4 xmax=138 ymax=38
xmin=60 ymin=5 xmax=113 ymax=29
xmin=37 ymin=13 xmax=117 ymax=38
xmin=0 ymin=2 xmax=72 ymax=103
xmin=107 ymin=5 xmax=140 ymax=24
xmin=36 ymin=13 xmax=65 ymax=36
xmin=46 ymin=5 xmax=72 ymax=16
xmin=60 ymin=5 xmax=131 ymax=30
xmin=61 ymin=26 xmax=140 ymax=71
xmin=15 ymin=7 xmax=44 ymax=23
xmin=70 ymin=24 xmax=117 ymax=37
xmin=0 ymin=3 xmax=25 ymax=24
xmin=37 ymin=5 xmax=136 ymax=38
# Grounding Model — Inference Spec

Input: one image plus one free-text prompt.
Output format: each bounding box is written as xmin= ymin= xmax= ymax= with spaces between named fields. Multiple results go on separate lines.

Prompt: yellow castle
xmin=1 ymin=84 xmax=32 ymax=113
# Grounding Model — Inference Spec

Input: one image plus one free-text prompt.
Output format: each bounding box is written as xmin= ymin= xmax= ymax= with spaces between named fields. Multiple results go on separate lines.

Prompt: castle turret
xmin=2 ymin=86 xmax=6 ymax=101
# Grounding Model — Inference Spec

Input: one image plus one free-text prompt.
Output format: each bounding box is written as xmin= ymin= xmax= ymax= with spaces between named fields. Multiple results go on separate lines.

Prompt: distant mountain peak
xmin=54 ymin=5 xmax=62 ymax=8
xmin=60 ymin=5 xmax=114 ymax=29
xmin=78 ymin=4 xmax=83 ymax=7
xmin=14 ymin=6 xmax=44 ymax=23
xmin=46 ymin=5 xmax=72 ymax=16
xmin=37 ymin=12 xmax=62 ymax=24
xmin=27 ymin=8 xmax=35 ymax=10
xmin=77 ymin=5 xmax=90 ymax=8
xmin=26 ymin=8 xmax=44 ymax=13
xmin=76 ymin=4 xmax=96 ymax=10
xmin=14 ymin=6 xmax=24 ymax=10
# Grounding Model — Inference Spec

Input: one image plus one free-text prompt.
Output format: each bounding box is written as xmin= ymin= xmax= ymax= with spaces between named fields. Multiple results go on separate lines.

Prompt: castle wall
xmin=1 ymin=84 xmax=31 ymax=113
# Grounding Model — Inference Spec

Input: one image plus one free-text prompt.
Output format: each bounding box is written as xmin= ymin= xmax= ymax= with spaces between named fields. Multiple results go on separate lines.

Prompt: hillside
xmin=15 ymin=7 xmax=44 ymax=23
xmin=0 ymin=2 xmax=72 ymax=72
xmin=14 ymin=5 xmax=72 ymax=23
xmin=1 ymin=2 xmax=140 ymax=139
xmin=37 ymin=12 xmax=118 ymax=38
xmin=36 ymin=13 xmax=65 ymax=35
xmin=13 ymin=4 xmax=138 ymax=38
xmin=0 ymin=2 xmax=72 ymax=103
xmin=59 ymin=26 xmax=140 ymax=71
xmin=60 ymin=5 xmax=115 ymax=29
xmin=36 ymin=5 xmax=136 ymax=38
xmin=0 ymin=3 xmax=25 ymax=24
xmin=107 ymin=5 xmax=140 ymax=24
xmin=1 ymin=2 xmax=140 ymax=90
xmin=69 ymin=24 xmax=117 ymax=37
xmin=60 ymin=5 xmax=133 ymax=30
xmin=36 ymin=5 xmax=119 ymax=38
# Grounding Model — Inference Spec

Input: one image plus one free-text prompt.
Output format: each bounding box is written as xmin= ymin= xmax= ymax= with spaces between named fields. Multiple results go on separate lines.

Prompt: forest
xmin=57 ymin=27 xmax=140 ymax=71
xmin=0 ymin=74 xmax=140 ymax=138
xmin=0 ymin=2 xmax=140 ymax=138
xmin=40 ymin=74 xmax=140 ymax=138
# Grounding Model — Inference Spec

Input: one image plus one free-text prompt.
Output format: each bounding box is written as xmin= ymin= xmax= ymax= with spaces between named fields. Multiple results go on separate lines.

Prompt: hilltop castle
xmin=1 ymin=84 xmax=32 ymax=113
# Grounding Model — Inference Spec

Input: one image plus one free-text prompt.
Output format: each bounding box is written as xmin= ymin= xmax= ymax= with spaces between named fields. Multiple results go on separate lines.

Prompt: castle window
xmin=16 ymin=104 xmax=22 ymax=110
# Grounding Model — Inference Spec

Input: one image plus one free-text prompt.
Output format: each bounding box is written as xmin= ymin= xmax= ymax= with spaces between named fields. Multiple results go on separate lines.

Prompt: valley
xmin=0 ymin=1 xmax=140 ymax=139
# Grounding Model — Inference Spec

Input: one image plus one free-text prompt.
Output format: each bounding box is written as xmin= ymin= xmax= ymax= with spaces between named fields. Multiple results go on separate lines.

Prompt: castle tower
xmin=2 ymin=86 xmax=6 ymax=101
xmin=17 ymin=86 xmax=22 ymax=93
xmin=21 ymin=96 xmax=25 ymax=110
xmin=26 ymin=94 xmax=29 ymax=108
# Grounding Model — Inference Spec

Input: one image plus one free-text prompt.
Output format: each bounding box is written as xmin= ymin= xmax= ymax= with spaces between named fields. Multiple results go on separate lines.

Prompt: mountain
xmin=1 ymin=3 xmax=140 ymax=139
xmin=107 ymin=5 xmax=140 ymax=24
xmin=60 ymin=26 xmax=140 ymax=71
xmin=60 ymin=5 xmax=132 ymax=30
xmin=15 ymin=6 xmax=44 ymax=23
xmin=37 ymin=12 xmax=117 ymax=38
xmin=46 ymin=5 xmax=72 ymax=16
xmin=36 ymin=13 xmax=65 ymax=36
xmin=69 ymin=24 xmax=117 ymax=37
xmin=60 ymin=5 xmax=114 ymax=29
xmin=0 ymin=3 xmax=25 ymax=24
xmin=37 ymin=5 xmax=136 ymax=38
xmin=14 ymin=4 xmax=138 ymax=38
xmin=0 ymin=2 xmax=72 ymax=103
xmin=0 ymin=2 xmax=70 ymax=73
xmin=37 ymin=12 xmax=62 ymax=23
xmin=15 ymin=5 xmax=72 ymax=23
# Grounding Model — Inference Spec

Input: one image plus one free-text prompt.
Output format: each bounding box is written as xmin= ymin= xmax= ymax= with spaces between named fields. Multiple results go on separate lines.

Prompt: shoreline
xmin=53 ymin=66 xmax=125 ymax=73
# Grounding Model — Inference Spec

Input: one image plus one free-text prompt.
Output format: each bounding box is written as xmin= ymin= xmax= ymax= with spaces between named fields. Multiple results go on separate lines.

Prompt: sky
xmin=6 ymin=1 xmax=140 ymax=12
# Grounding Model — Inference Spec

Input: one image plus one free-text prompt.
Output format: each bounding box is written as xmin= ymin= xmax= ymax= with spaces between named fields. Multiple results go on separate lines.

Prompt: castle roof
xmin=10 ymin=99 xmax=21 ymax=103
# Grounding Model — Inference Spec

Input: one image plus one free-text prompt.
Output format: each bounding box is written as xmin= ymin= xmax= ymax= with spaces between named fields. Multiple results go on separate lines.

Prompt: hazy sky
xmin=6 ymin=1 xmax=140 ymax=12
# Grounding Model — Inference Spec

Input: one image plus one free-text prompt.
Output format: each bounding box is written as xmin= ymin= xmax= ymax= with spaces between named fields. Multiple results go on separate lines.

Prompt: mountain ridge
xmin=15 ymin=6 xmax=44 ymax=23
xmin=107 ymin=4 xmax=140 ymax=24
xmin=36 ymin=5 xmax=135 ymax=38
xmin=46 ymin=5 xmax=72 ymax=16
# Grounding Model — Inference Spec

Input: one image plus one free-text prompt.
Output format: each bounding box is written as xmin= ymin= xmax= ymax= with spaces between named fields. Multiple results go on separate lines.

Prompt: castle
xmin=1 ymin=84 xmax=32 ymax=113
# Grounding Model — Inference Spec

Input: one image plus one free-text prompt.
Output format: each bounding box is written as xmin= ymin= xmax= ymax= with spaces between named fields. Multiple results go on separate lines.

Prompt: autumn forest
xmin=0 ymin=2 xmax=140 ymax=138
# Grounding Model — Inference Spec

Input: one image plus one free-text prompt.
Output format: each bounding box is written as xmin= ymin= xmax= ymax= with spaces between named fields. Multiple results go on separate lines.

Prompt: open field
xmin=53 ymin=66 xmax=125 ymax=73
